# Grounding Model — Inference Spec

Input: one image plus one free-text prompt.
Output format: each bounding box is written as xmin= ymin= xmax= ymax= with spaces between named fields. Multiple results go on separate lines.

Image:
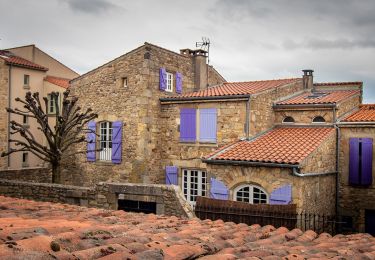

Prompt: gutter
xmin=273 ymin=103 xmax=336 ymax=109
xmin=160 ymin=94 xmax=251 ymax=103
xmin=202 ymin=159 xmax=298 ymax=168
xmin=334 ymin=123 xmax=340 ymax=223
xmin=337 ymin=122 xmax=375 ymax=126
xmin=7 ymin=65 xmax=12 ymax=168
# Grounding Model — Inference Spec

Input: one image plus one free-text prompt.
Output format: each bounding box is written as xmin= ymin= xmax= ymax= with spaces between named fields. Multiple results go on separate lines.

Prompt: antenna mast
xmin=196 ymin=37 xmax=211 ymax=87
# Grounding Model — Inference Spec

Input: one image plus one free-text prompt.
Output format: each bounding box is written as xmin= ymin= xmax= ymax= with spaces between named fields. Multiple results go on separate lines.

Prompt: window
xmin=99 ymin=121 xmax=113 ymax=161
xmin=282 ymin=116 xmax=295 ymax=123
xmin=166 ymin=72 xmax=173 ymax=92
xmin=180 ymin=108 xmax=217 ymax=143
xmin=23 ymin=75 xmax=30 ymax=88
xmin=312 ymin=116 xmax=326 ymax=123
xmin=234 ymin=184 xmax=268 ymax=204
xmin=47 ymin=93 xmax=60 ymax=114
xmin=182 ymin=169 xmax=207 ymax=207
xmin=22 ymin=152 xmax=28 ymax=167
xmin=349 ymin=138 xmax=373 ymax=186
xmin=23 ymin=115 xmax=29 ymax=126
xmin=122 ymin=77 xmax=128 ymax=88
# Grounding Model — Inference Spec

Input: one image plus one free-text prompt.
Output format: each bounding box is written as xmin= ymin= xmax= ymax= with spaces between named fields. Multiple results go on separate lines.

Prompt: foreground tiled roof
xmin=205 ymin=127 xmax=335 ymax=165
xmin=276 ymin=90 xmax=360 ymax=105
xmin=163 ymin=78 xmax=301 ymax=100
xmin=0 ymin=50 xmax=48 ymax=71
xmin=0 ymin=196 xmax=374 ymax=259
xmin=44 ymin=76 xmax=70 ymax=89
xmin=314 ymin=81 xmax=362 ymax=87
xmin=343 ymin=104 xmax=375 ymax=122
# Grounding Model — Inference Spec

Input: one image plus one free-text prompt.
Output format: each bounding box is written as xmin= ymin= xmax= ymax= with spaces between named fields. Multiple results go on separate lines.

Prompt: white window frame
xmin=99 ymin=121 xmax=112 ymax=161
xmin=47 ymin=94 xmax=60 ymax=114
xmin=234 ymin=184 xmax=269 ymax=204
xmin=166 ymin=72 xmax=173 ymax=92
xmin=182 ymin=169 xmax=207 ymax=207
xmin=23 ymin=74 xmax=30 ymax=86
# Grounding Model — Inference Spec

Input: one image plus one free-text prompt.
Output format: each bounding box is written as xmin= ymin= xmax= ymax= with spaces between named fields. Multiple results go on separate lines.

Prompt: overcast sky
xmin=1 ymin=0 xmax=374 ymax=102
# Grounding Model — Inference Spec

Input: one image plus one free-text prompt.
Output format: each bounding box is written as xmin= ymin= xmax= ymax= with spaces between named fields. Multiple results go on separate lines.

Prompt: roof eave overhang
xmin=202 ymin=159 xmax=299 ymax=168
xmin=160 ymin=94 xmax=251 ymax=104
xmin=6 ymin=61 xmax=48 ymax=72
xmin=337 ymin=121 xmax=375 ymax=126
xmin=273 ymin=103 xmax=336 ymax=109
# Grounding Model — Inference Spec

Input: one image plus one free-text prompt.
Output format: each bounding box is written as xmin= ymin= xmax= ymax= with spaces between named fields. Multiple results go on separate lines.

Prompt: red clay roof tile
xmin=276 ymin=90 xmax=360 ymax=105
xmin=205 ymin=127 xmax=335 ymax=165
xmin=343 ymin=104 xmax=375 ymax=122
xmin=0 ymin=50 xmax=48 ymax=71
xmin=165 ymin=78 xmax=301 ymax=99
xmin=314 ymin=81 xmax=362 ymax=87
xmin=44 ymin=76 xmax=70 ymax=89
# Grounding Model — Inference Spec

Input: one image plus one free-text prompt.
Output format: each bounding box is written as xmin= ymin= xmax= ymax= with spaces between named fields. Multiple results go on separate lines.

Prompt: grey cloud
xmin=283 ymin=38 xmax=375 ymax=50
xmin=64 ymin=0 xmax=118 ymax=14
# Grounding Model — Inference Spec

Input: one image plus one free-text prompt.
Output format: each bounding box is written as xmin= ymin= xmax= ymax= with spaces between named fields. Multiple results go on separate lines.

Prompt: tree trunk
xmin=51 ymin=162 xmax=61 ymax=184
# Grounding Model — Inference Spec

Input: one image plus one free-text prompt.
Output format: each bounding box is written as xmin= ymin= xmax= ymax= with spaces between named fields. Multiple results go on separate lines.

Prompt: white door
xmin=182 ymin=169 xmax=207 ymax=207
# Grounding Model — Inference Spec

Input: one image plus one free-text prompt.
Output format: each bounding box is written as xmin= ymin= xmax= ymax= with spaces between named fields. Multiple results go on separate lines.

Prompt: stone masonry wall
xmin=0 ymin=167 xmax=51 ymax=183
xmin=336 ymin=95 xmax=361 ymax=119
xmin=250 ymin=80 xmax=304 ymax=135
xmin=274 ymin=108 xmax=334 ymax=124
xmin=0 ymin=60 xmax=9 ymax=170
xmin=0 ymin=179 xmax=193 ymax=218
xmin=206 ymin=164 xmax=336 ymax=215
xmin=208 ymin=65 xmax=226 ymax=86
xmin=338 ymin=126 xmax=375 ymax=232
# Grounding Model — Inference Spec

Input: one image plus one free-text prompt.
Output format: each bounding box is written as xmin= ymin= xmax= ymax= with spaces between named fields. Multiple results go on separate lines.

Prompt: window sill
xmin=22 ymin=163 xmax=29 ymax=168
xmin=179 ymin=142 xmax=218 ymax=148
xmin=23 ymin=124 xmax=30 ymax=129
xmin=95 ymin=161 xmax=114 ymax=166
xmin=23 ymin=85 xmax=30 ymax=90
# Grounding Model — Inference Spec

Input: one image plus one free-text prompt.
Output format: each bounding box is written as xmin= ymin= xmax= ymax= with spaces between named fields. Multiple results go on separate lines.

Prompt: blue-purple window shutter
xmin=269 ymin=184 xmax=292 ymax=205
xmin=210 ymin=178 xmax=229 ymax=200
xmin=361 ymin=138 xmax=373 ymax=186
xmin=349 ymin=138 xmax=360 ymax=185
xmin=159 ymin=68 xmax=167 ymax=91
xmin=176 ymin=72 xmax=182 ymax=94
xmin=166 ymin=166 xmax=178 ymax=185
xmin=180 ymin=108 xmax=196 ymax=142
xmin=87 ymin=121 xmax=96 ymax=162
xmin=111 ymin=121 xmax=123 ymax=164
xmin=199 ymin=108 xmax=217 ymax=143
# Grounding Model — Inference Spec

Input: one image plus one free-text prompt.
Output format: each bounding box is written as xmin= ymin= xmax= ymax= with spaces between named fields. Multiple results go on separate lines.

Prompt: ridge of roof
xmin=314 ymin=81 xmax=362 ymax=86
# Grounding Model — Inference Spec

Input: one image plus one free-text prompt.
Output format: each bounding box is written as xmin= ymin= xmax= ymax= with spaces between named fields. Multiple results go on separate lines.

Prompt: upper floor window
xmin=99 ymin=121 xmax=113 ymax=161
xmin=23 ymin=75 xmax=30 ymax=88
xmin=282 ymin=116 xmax=295 ymax=123
xmin=47 ymin=93 xmax=60 ymax=114
xmin=166 ymin=72 xmax=173 ymax=92
xmin=312 ymin=116 xmax=325 ymax=123
xmin=180 ymin=108 xmax=217 ymax=143
xmin=234 ymin=184 xmax=268 ymax=204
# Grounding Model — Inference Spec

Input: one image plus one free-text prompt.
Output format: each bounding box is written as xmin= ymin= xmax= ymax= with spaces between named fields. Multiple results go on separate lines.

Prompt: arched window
xmin=312 ymin=116 xmax=326 ymax=123
xmin=282 ymin=116 xmax=295 ymax=123
xmin=234 ymin=184 xmax=268 ymax=204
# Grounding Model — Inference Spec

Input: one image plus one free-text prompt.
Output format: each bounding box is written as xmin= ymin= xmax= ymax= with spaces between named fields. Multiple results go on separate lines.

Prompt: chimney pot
xmin=302 ymin=69 xmax=314 ymax=90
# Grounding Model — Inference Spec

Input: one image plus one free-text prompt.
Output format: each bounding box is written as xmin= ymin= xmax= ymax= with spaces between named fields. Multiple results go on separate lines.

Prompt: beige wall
xmin=0 ymin=60 xmax=9 ymax=169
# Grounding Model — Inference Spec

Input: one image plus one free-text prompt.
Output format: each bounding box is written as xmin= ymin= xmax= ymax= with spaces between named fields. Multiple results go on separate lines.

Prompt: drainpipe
xmin=292 ymin=168 xmax=337 ymax=177
xmin=246 ymin=96 xmax=251 ymax=139
xmin=7 ymin=65 xmax=12 ymax=168
xmin=334 ymin=123 xmax=341 ymax=228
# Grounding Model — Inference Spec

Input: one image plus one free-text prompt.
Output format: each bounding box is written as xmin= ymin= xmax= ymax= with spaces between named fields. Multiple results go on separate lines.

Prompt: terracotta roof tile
xmin=314 ymin=81 xmax=362 ymax=87
xmin=0 ymin=50 xmax=48 ymax=71
xmin=276 ymin=90 xmax=360 ymax=105
xmin=0 ymin=196 xmax=374 ymax=259
xmin=343 ymin=104 xmax=375 ymax=122
xmin=165 ymin=78 xmax=301 ymax=99
xmin=205 ymin=127 xmax=335 ymax=165
xmin=44 ymin=76 xmax=70 ymax=89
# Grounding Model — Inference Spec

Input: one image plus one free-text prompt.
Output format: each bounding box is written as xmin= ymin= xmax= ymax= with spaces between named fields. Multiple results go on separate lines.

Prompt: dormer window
xmin=312 ymin=116 xmax=326 ymax=123
xmin=282 ymin=116 xmax=295 ymax=123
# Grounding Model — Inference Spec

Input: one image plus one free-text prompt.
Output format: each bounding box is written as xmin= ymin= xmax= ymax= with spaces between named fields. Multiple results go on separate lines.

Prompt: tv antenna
xmin=196 ymin=37 xmax=210 ymax=64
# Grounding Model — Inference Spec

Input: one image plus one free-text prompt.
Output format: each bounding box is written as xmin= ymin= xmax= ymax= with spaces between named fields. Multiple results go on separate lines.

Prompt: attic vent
xmin=305 ymin=92 xmax=328 ymax=99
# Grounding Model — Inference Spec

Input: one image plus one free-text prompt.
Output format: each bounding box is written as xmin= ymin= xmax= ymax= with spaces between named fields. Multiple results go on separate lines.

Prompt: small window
xmin=234 ymin=184 xmax=268 ymax=204
xmin=312 ymin=116 xmax=326 ymax=123
xmin=24 ymin=75 xmax=30 ymax=86
xmin=282 ymin=116 xmax=295 ymax=123
xmin=166 ymin=72 xmax=173 ymax=92
xmin=22 ymin=152 xmax=28 ymax=167
xmin=47 ymin=93 xmax=60 ymax=114
xmin=23 ymin=115 xmax=29 ymax=127
xmin=122 ymin=77 xmax=128 ymax=88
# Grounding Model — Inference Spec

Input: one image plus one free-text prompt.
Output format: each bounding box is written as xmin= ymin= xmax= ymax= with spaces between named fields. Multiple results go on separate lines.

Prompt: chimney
xmin=302 ymin=69 xmax=314 ymax=91
xmin=180 ymin=48 xmax=208 ymax=91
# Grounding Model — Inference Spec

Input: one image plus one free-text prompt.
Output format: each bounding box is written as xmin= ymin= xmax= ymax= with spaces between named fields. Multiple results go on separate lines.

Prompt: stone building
xmin=65 ymin=43 xmax=372 ymax=232
xmin=0 ymin=45 xmax=79 ymax=170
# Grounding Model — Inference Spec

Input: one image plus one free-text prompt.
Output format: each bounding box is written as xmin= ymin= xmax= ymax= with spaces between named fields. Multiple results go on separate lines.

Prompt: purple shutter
xmin=87 ymin=121 xmax=96 ymax=162
xmin=210 ymin=178 xmax=229 ymax=200
xmin=111 ymin=121 xmax=122 ymax=164
xmin=361 ymin=138 xmax=373 ymax=186
xmin=349 ymin=138 xmax=360 ymax=185
xmin=176 ymin=72 xmax=182 ymax=94
xmin=180 ymin=108 xmax=196 ymax=142
xmin=159 ymin=68 xmax=167 ymax=91
xmin=269 ymin=184 xmax=292 ymax=205
xmin=166 ymin=166 xmax=178 ymax=185
xmin=199 ymin=108 xmax=217 ymax=143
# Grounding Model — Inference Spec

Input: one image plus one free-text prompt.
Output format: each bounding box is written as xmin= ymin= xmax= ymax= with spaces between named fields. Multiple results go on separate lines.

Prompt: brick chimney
xmin=302 ymin=69 xmax=314 ymax=91
xmin=180 ymin=48 xmax=208 ymax=91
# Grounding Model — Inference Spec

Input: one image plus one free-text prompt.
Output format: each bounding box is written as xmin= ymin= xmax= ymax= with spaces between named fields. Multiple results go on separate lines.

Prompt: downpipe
xmin=292 ymin=168 xmax=337 ymax=177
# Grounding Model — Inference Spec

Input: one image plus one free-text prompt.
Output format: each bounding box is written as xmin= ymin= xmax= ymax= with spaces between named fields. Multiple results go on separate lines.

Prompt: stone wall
xmin=250 ymin=80 xmax=304 ymax=135
xmin=0 ymin=167 xmax=51 ymax=183
xmin=0 ymin=179 xmax=193 ymax=218
xmin=274 ymin=108 xmax=334 ymax=124
xmin=206 ymin=164 xmax=336 ymax=215
xmin=0 ymin=60 xmax=9 ymax=170
xmin=338 ymin=126 xmax=375 ymax=232
xmin=208 ymin=65 xmax=226 ymax=86
xmin=336 ymin=95 xmax=361 ymax=118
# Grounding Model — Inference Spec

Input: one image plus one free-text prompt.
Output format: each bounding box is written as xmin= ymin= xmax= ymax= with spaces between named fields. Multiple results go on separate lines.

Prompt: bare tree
xmin=1 ymin=90 xmax=98 ymax=183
